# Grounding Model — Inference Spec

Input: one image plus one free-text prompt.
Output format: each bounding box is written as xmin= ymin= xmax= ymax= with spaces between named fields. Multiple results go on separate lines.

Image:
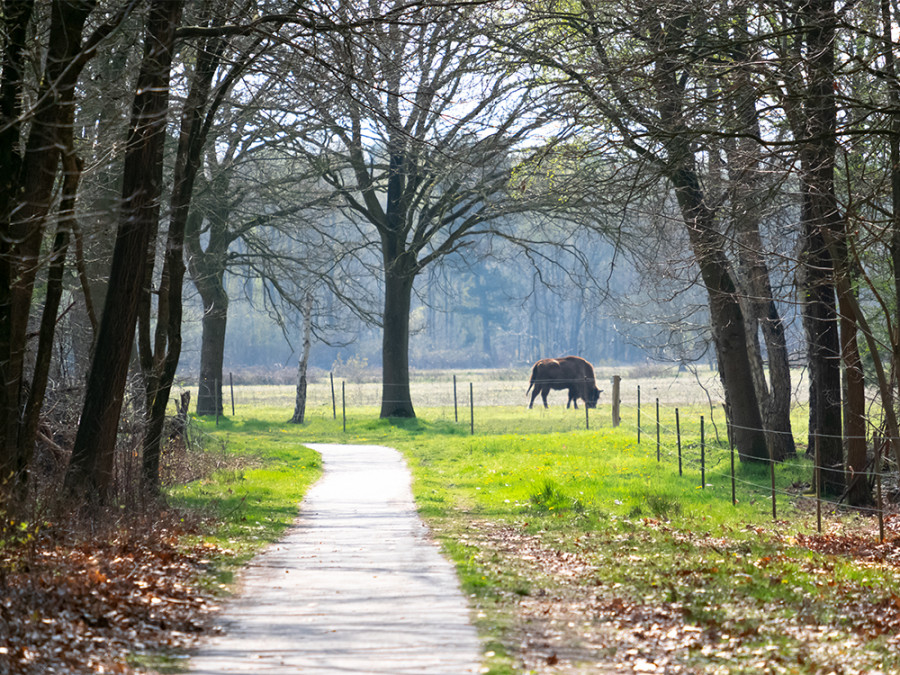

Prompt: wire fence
xmin=186 ymin=372 xmax=899 ymax=542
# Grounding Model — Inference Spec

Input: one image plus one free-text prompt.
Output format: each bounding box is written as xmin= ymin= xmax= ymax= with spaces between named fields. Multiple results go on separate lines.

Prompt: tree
xmin=138 ymin=1 xmax=265 ymax=487
xmin=0 ymin=0 xmax=135 ymax=504
xmin=65 ymin=0 xmax=184 ymax=503
xmin=502 ymin=0 xmax=775 ymax=460
xmin=289 ymin=0 xmax=567 ymax=417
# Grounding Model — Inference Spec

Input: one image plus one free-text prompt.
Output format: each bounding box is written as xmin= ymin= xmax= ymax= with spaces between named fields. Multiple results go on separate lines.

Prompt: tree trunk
xmin=64 ymin=0 xmax=183 ymax=505
xmin=291 ymin=293 xmax=314 ymax=424
xmin=380 ymin=252 xmax=416 ymax=418
xmin=724 ymin=31 xmax=796 ymax=461
xmin=838 ymin=288 xmax=871 ymax=506
xmin=196 ymin=276 xmax=228 ymax=417
xmin=140 ymin=11 xmax=225 ymax=491
xmin=669 ymin=166 xmax=769 ymax=461
xmin=882 ymin=0 xmax=900 ymax=422
xmin=16 ymin=152 xmax=82 ymax=500
xmin=800 ymin=0 xmax=844 ymax=497
xmin=650 ymin=9 xmax=767 ymax=461
xmin=0 ymin=0 xmax=35 ymax=491
xmin=0 ymin=0 xmax=94 ymax=494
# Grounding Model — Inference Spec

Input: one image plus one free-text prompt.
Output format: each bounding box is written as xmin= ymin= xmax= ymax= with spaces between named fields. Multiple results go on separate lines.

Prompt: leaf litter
xmin=0 ymin=510 xmax=222 ymax=675
xmin=458 ymin=514 xmax=900 ymax=674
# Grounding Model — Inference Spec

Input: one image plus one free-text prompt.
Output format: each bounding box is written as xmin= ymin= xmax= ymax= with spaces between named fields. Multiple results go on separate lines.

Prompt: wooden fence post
xmin=700 ymin=415 xmax=705 ymax=489
xmin=637 ymin=385 xmax=641 ymax=444
xmin=469 ymin=382 xmax=474 ymax=435
xmin=585 ymin=377 xmax=590 ymax=430
xmin=656 ymin=398 xmax=660 ymax=462
xmin=815 ymin=433 xmax=822 ymax=534
xmin=676 ymin=408 xmax=682 ymax=476
xmin=611 ymin=375 xmax=621 ymax=427
xmin=330 ymin=372 xmax=336 ymax=419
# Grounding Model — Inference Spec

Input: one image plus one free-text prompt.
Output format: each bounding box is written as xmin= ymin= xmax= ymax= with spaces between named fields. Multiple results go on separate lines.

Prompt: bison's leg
xmin=567 ymin=387 xmax=579 ymax=409
xmin=528 ymin=385 xmax=541 ymax=409
xmin=540 ymin=385 xmax=550 ymax=408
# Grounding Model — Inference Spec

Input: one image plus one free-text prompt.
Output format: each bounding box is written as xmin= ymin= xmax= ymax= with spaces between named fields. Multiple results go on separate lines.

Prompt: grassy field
xmin=169 ymin=375 xmax=899 ymax=674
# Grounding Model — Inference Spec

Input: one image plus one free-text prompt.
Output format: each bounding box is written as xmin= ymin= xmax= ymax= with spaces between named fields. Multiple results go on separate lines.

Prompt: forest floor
xmin=4 ymin=393 xmax=900 ymax=674
xmin=4 ymin=502 xmax=899 ymax=674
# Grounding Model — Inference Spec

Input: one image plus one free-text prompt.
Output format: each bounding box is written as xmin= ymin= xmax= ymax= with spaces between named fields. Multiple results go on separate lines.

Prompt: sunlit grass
xmin=170 ymin=387 xmax=897 ymax=673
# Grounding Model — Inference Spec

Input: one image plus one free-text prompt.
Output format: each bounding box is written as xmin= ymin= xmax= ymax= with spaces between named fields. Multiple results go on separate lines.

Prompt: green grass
xmin=169 ymin=400 xmax=900 ymax=674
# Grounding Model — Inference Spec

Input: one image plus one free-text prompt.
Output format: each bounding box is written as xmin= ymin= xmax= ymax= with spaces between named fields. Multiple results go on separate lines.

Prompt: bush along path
xmin=187 ymin=443 xmax=482 ymax=674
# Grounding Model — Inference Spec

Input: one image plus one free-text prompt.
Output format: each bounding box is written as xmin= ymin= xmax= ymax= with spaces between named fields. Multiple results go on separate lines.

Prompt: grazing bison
xmin=527 ymin=356 xmax=601 ymax=409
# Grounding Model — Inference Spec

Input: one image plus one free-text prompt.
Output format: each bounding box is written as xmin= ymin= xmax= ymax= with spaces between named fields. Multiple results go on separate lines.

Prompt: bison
xmin=526 ymin=356 xmax=601 ymax=409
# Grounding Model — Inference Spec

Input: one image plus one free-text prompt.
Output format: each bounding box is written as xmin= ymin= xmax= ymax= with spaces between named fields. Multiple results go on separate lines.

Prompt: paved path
xmin=188 ymin=443 xmax=482 ymax=674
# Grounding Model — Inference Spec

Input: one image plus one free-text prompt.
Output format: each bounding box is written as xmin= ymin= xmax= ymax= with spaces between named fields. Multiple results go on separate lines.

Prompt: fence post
xmin=612 ymin=375 xmax=621 ymax=427
xmin=230 ymin=372 xmax=235 ymax=416
xmin=770 ymin=445 xmax=777 ymax=520
xmin=730 ymin=431 xmax=736 ymax=506
xmin=676 ymin=408 xmax=682 ymax=476
xmin=342 ymin=380 xmax=346 ymax=432
xmin=585 ymin=377 xmax=590 ymax=430
xmin=700 ymin=415 xmax=705 ymax=489
xmin=655 ymin=398 xmax=660 ymax=462
xmin=469 ymin=382 xmax=474 ymax=435
xmin=215 ymin=378 xmax=219 ymax=427
xmin=637 ymin=385 xmax=641 ymax=444
xmin=453 ymin=374 xmax=458 ymax=422
xmin=330 ymin=372 xmax=336 ymax=419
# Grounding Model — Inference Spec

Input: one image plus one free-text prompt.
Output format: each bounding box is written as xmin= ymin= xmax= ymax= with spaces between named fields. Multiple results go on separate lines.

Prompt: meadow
xmin=168 ymin=369 xmax=899 ymax=674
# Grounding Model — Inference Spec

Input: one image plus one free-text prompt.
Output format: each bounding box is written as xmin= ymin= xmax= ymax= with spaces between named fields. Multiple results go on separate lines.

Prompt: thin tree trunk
xmin=141 ymin=11 xmax=226 ymax=490
xmin=291 ymin=293 xmax=314 ymax=424
xmin=724 ymin=28 xmax=795 ymax=461
xmin=16 ymin=151 xmax=82 ymax=500
xmin=672 ymin=169 xmax=769 ymax=461
xmin=881 ymin=0 xmax=900 ymax=415
xmin=65 ymin=0 xmax=184 ymax=504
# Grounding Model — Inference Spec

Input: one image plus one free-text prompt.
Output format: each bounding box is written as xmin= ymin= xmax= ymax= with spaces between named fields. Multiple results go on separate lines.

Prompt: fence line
xmin=205 ymin=376 xmax=897 ymax=540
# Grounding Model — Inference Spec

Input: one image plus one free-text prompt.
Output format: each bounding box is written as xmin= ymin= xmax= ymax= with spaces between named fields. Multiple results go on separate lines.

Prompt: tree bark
xmin=16 ymin=152 xmax=82 ymax=500
xmin=724 ymin=23 xmax=795 ymax=461
xmin=671 ymin=168 xmax=769 ymax=461
xmin=195 ymin=276 xmax=228 ymax=417
xmin=65 ymin=0 xmax=184 ymax=504
xmin=291 ymin=293 xmax=314 ymax=424
xmin=380 ymin=249 xmax=416 ymax=418
xmin=0 ymin=0 xmax=93 ymax=493
xmin=140 ymin=10 xmax=226 ymax=490
xmin=799 ymin=0 xmax=845 ymax=497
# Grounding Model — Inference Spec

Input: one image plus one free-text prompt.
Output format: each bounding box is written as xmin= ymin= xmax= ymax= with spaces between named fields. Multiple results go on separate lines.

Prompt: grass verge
xmin=176 ymin=405 xmax=900 ymax=674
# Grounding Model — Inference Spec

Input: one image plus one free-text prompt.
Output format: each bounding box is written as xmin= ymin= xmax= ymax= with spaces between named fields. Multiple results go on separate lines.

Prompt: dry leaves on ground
xmin=462 ymin=518 xmax=900 ymax=674
xmin=0 ymin=511 xmax=221 ymax=675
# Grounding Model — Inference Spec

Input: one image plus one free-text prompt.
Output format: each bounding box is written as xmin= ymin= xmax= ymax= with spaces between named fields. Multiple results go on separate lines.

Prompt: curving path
xmin=188 ymin=443 xmax=482 ymax=675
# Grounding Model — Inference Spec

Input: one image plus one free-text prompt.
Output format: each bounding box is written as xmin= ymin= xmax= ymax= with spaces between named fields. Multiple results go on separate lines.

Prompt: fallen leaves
xmin=0 ymin=511 xmax=221 ymax=675
xmin=460 ymin=517 xmax=900 ymax=674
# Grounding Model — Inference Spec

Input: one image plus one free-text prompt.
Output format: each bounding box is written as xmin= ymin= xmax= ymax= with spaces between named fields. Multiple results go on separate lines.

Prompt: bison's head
xmin=586 ymin=386 xmax=601 ymax=408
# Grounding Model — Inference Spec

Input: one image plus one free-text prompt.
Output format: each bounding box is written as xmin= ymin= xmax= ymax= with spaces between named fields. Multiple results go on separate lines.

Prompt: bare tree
xmin=65 ymin=0 xmax=184 ymax=504
xmin=287 ymin=0 xmax=569 ymax=417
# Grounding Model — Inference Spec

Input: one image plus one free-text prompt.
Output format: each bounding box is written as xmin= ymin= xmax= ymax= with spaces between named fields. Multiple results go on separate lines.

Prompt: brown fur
xmin=526 ymin=356 xmax=601 ymax=409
